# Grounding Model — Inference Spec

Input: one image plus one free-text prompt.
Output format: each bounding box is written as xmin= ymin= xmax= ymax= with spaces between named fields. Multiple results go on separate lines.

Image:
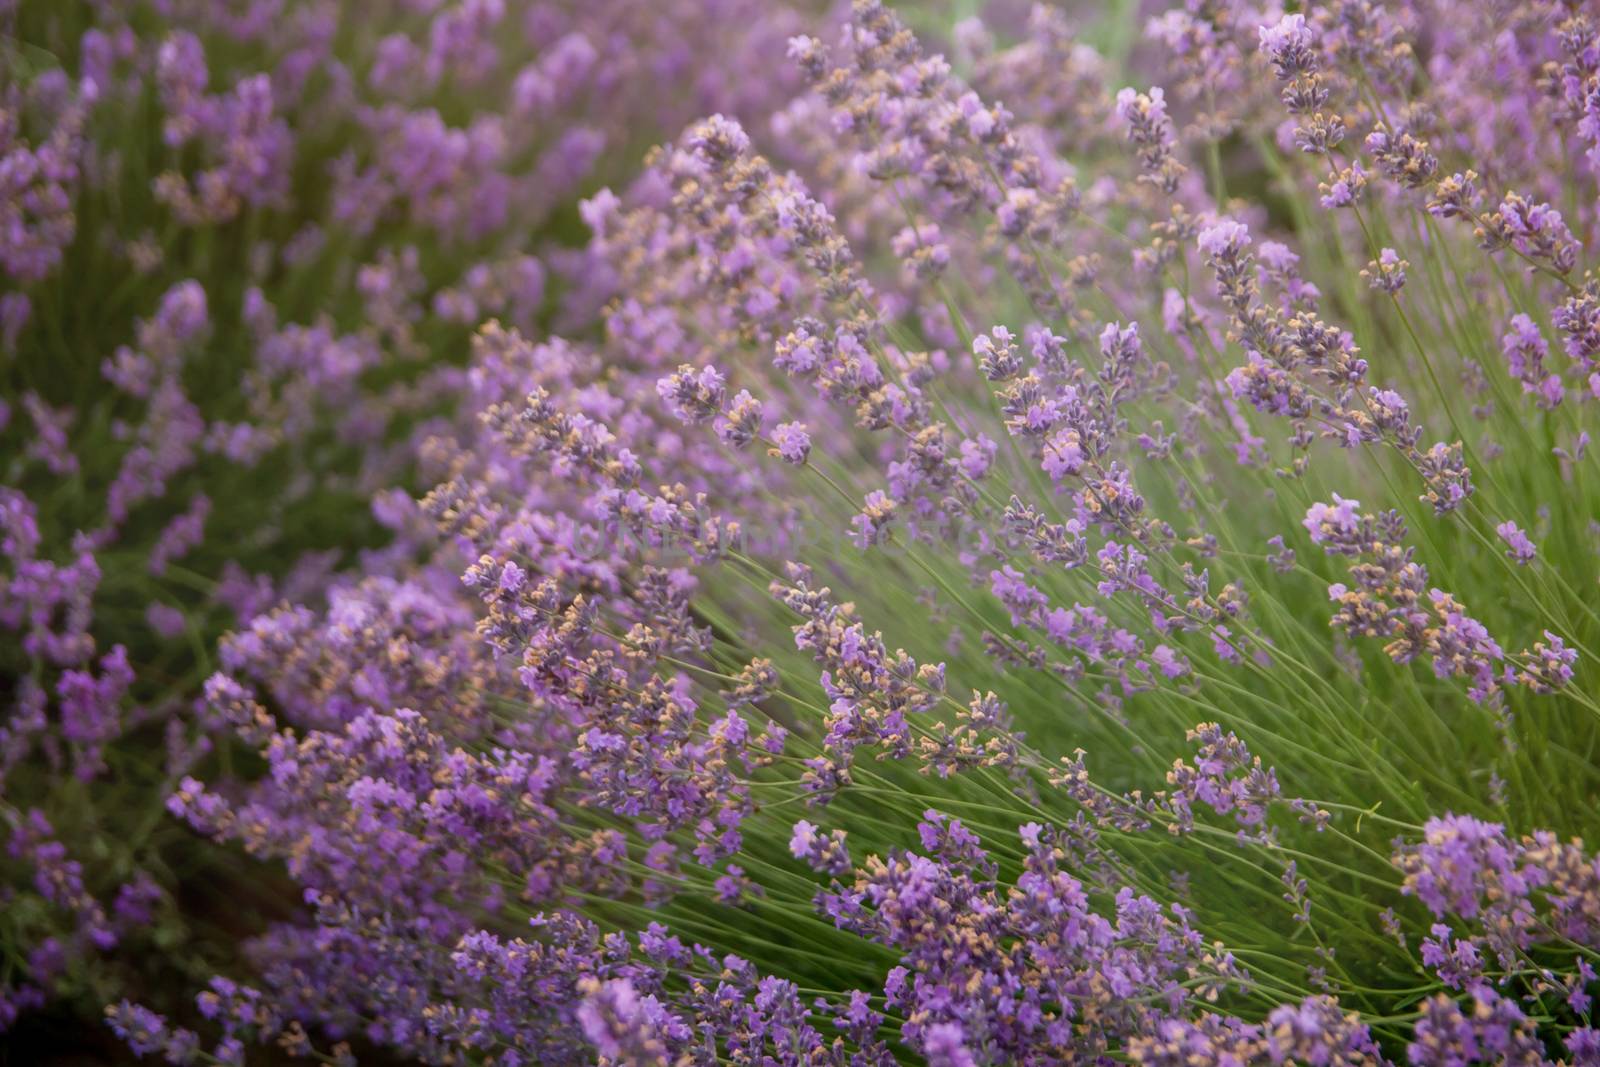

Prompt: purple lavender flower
xmin=1364 ymin=248 xmax=1408 ymax=293
xmin=770 ymin=421 xmax=812 ymax=465
xmin=1494 ymin=520 xmax=1537 ymax=565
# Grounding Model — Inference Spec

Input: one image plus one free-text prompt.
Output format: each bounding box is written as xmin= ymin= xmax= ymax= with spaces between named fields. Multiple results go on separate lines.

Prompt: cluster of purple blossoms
xmin=1304 ymin=497 xmax=1572 ymax=704
xmin=798 ymin=809 xmax=1246 ymax=1062
xmin=0 ymin=82 xmax=84 ymax=285
xmin=1199 ymin=215 xmax=1479 ymax=515
xmin=1395 ymin=814 xmax=1600 ymax=970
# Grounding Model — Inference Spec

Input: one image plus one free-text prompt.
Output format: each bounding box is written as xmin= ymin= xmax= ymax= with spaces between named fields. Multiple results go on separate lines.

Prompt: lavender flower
xmin=1495 ymin=521 xmax=1537 ymax=565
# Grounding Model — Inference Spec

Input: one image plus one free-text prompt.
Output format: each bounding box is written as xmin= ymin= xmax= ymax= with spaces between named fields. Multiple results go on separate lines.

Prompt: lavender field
xmin=4 ymin=0 xmax=1600 ymax=1063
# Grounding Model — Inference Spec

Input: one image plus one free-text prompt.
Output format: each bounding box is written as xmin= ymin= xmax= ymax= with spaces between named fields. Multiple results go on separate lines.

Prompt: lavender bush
xmin=6 ymin=0 xmax=1600 ymax=1064
xmin=0 ymin=0 xmax=800 ymax=1053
